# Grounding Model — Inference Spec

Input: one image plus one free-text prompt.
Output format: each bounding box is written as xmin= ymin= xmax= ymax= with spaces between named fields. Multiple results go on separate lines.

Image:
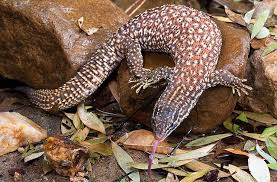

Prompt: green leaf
xmin=80 ymin=141 xmax=112 ymax=156
xmin=269 ymin=28 xmax=277 ymax=36
xmin=256 ymin=144 xmax=276 ymax=164
xmin=223 ymin=117 xmax=240 ymax=133
xmin=111 ymin=142 xmax=140 ymax=182
xmin=236 ymin=112 xmax=248 ymax=123
xmin=262 ymin=125 xmax=277 ymax=138
xmin=266 ymin=137 xmax=277 ymax=159
xmin=119 ymin=178 xmax=126 ymax=182
xmin=244 ymin=9 xmax=255 ymax=24
xmin=185 ymin=133 xmax=232 ymax=147
xmin=159 ymin=144 xmax=216 ymax=163
xmin=255 ymin=27 xmax=270 ymax=39
xmin=70 ymin=127 xmax=90 ymax=142
xmin=233 ymin=111 xmax=277 ymax=125
xmin=86 ymin=135 xmax=108 ymax=144
xmin=77 ymin=103 xmax=106 ymax=134
xmin=240 ymin=132 xmax=266 ymax=141
xmin=251 ymin=9 xmax=270 ymax=39
xmin=268 ymin=163 xmax=277 ymax=170
xmin=263 ymin=42 xmax=277 ymax=57
xmin=180 ymin=169 xmax=210 ymax=182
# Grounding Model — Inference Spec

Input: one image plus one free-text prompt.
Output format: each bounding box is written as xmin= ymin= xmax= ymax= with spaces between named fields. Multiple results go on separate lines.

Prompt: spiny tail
xmin=18 ymin=41 xmax=122 ymax=112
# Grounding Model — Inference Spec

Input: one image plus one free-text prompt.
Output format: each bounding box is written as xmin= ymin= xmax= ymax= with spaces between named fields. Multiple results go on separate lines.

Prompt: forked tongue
xmin=147 ymin=139 xmax=160 ymax=176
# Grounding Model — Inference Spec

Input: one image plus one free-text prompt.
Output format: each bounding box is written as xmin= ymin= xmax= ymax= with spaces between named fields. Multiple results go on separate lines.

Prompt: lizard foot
xmin=129 ymin=67 xmax=172 ymax=94
xmin=129 ymin=76 xmax=158 ymax=94
xmin=231 ymin=79 xmax=253 ymax=96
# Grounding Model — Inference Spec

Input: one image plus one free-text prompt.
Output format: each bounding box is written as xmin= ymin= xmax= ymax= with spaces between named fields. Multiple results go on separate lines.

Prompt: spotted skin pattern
xmin=25 ymin=5 xmax=251 ymax=141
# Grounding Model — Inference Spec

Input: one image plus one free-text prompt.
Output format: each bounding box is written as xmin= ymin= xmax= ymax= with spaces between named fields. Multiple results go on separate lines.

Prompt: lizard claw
xmin=232 ymin=79 xmax=252 ymax=96
xmin=131 ymin=78 xmax=156 ymax=94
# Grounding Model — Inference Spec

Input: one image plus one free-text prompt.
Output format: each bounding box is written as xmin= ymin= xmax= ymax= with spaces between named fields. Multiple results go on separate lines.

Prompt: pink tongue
xmin=147 ymin=139 xmax=160 ymax=176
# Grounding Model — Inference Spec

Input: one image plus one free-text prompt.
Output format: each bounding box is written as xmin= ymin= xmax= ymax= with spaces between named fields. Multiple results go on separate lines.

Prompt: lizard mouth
xmin=147 ymin=138 xmax=162 ymax=176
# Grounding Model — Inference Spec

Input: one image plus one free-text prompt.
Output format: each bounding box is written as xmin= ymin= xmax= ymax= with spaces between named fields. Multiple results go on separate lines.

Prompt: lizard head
xmin=148 ymin=91 xmax=189 ymax=175
xmin=147 ymin=81 xmax=201 ymax=175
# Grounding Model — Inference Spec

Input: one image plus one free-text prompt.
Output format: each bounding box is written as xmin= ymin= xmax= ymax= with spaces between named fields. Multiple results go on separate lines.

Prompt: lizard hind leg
xmin=125 ymin=40 xmax=173 ymax=94
xmin=208 ymin=69 xmax=252 ymax=96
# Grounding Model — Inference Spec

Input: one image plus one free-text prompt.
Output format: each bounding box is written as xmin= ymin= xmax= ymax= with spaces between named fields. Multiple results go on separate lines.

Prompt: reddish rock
xmin=239 ymin=50 xmax=277 ymax=118
xmin=0 ymin=0 xmax=128 ymax=88
xmin=112 ymin=0 xmax=200 ymax=17
xmin=116 ymin=20 xmax=250 ymax=134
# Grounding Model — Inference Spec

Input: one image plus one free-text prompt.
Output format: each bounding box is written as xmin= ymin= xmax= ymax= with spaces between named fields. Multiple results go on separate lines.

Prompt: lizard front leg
xmin=207 ymin=69 xmax=252 ymax=96
xmin=125 ymin=40 xmax=173 ymax=93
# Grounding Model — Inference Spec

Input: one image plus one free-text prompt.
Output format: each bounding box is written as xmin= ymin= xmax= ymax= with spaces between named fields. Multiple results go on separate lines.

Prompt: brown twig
xmin=125 ymin=0 xmax=147 ymax=17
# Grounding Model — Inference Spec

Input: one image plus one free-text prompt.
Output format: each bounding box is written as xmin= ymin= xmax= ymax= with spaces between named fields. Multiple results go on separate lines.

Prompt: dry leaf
xmin=77 ymin=103 xmax=105 ymax=134
xmin=225 ymin=7 xmax=247 ymax=26
xmin=212 ymin=16 xmax=232 ymax=23
xmin=76 ymin=16 xmax=99 ymax=36
xmin=180 ymin=168 xmax=210 ymax=182
xmin=79 ymin=141 xmax=112 ymax=156
xmin=130 ymin=159 xmax=191 ymax=170
xmin=117 ymin=129 xmax=189 ymax=155
xmin=163 ymin=168 xmax=191 ymax=177
xmin=248 ymin=154 xmax=270 ymax=182
xmin=250 ymin=38 xmax=267 ymax=49
xmin=61 ymin=117 xmax=76 ymax=136
xmin=85 ymin=27 xmax=99 ymax=36
xmin=244 ymin=140 xmax=256 ymax=152
xmin=0 ymin=112 xmax=47 ymax=156
xmin=165 ymin=173 xmax=179 ymax=182
xmin=234 ymin=111 xmax=277 ymax=125
xmin=224 ymin=148 xmax=249 ymax=157
xmin=24 ymin=151 xmax=44 ymax=163
xmin=71 ymin=127 xmax=90 ymax=142
xmin=185 ymin=160 xmax=229 ymax=179
xmin=72 ymin=113 xmax=82 ymax=129
xmin=77 ymin=17 xmax=84 ymax=28
xmin=227 ymin=164 xmax=256 ymax=182
xmin=64 ymin=112 xmax=75 ymax=120
xmin=108 ymin=80 xmax=120 ymax=104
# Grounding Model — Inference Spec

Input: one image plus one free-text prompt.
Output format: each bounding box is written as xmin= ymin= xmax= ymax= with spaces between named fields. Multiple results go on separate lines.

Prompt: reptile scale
xmin=21 ymin=5 xmax=252 ymax=173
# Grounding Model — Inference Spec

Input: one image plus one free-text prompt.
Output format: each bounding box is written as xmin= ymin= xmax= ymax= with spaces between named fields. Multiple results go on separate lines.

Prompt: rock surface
xmin=0 ymin=0 xmax=128 ymax=88
xmin=239 ymin=50 xmax=277 ymax=118
xmin=116 ymin=20 xmax=250 ymax=134
xmin=112 ymin=0 xmax=200 ymax=17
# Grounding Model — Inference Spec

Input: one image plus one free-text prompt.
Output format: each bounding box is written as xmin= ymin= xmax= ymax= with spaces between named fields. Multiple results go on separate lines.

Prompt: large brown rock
xmin=116 ymin=20 xmax=250 ymax=134
xmin=0 ymin=0 xmax=128 ymax=88
xmin=239 ymin=50 xmax=277 ymax=118
xmin=112 ymin=0 xmax=200 ymax=17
